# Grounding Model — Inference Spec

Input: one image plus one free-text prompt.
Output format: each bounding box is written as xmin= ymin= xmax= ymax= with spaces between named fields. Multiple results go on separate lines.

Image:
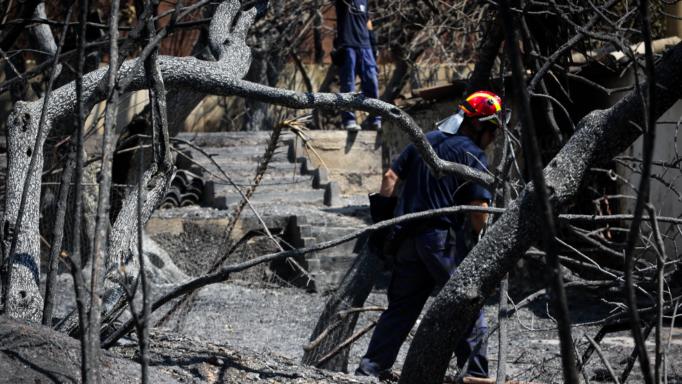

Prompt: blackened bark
xmin=2 ymin=1 xmax=57 ymax=104
xmin=110 ymin=3 xmax=215 ymax=222
xmin=500 ymin=2 xmax=578 ymax=381
xmin=312 ymin=0 xmax=324 ymax=64
xmin=27 ymin=2 xmax=61 ymax=78
xmin=136 ymin=3 xmax=168 ymax=380
xmin=622 ymin=3 xmax=657 ymax=384
xmin=243 ymin=46 xmax=285 ymax=131
xmin=398 ymin=41 xmax=682 ymax=384
xmin=381 ymin=46 xmax=424 ymax=103
xmin=160 ymin=2 xmax=218 ymax=137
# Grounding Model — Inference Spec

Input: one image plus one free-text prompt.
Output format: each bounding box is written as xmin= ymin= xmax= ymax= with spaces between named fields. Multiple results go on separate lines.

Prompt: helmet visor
xmin=436 ymin=111 xmax=465 ymax=135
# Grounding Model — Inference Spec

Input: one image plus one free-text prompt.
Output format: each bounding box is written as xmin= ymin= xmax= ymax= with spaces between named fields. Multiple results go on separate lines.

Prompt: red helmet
xmin=436 ymin=90 xmax=509 ymax=135
xmin=459 ymin=90 xmax=508 ymax=130
xmin=460 ymin=91 xmax=502 ymax=116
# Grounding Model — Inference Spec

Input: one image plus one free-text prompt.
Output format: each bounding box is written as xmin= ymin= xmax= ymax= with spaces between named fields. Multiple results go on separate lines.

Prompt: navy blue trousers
xmin=338 ymin=47 xmax=381 ymax=126
xmin=358 ymin=229 xmax=489 ymax=377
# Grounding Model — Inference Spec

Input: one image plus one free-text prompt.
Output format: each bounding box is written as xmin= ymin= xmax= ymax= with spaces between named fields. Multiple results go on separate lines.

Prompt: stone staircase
xmin=148 ymin=131 xmax=376 ymax=292
xmin=300 ymin=222 xmax=363 ymax=288
xmin=175 ymin=131 xmax=341 ymax=209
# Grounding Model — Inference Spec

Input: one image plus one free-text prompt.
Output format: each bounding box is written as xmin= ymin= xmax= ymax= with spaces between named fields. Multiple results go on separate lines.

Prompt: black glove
xmin=369 ymin=193 xmax=396 ymax=222
xmin=368 ymin=193 xmax=398 ymax=268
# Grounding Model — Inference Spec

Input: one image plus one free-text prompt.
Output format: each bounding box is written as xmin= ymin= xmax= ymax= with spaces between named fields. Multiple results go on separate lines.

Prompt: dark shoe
xmin=355 ymin=358 xmax=381 ymax=377
xmin=462 ymin=377 xmax=494 ymax=384
xmin=378 ymin=370 xmax=400 ymax=382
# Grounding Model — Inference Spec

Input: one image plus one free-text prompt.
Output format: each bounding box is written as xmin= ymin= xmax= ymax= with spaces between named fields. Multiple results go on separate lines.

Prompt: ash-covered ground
xmin=160 ymin=280 xmax=682 ymax=383
xmin=46 ymin=270 xmax=682 ymax=383
xmin=46 ymin=231 xmax=682 ymax=383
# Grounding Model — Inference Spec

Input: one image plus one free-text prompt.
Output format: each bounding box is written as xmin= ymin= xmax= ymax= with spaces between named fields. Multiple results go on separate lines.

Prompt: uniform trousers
xmin=338 ymin=47 xmax=381 ymax=127
xmin=358 ymin=228 xmax=489 ymax=378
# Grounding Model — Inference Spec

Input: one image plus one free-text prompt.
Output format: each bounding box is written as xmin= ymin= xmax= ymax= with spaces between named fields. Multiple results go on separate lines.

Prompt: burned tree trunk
xmin=27 ymin=2 xmax=61 ymax=79
xmin=465 ymin=13 xmax=504 ymax=94
xmin=2 ymin=107 xmax=46 ymax=321
xmin=381 ymin=46 xmax=424 ymax=103
xmin=243 ymin=45 xmax=285 ymax=131
xmin=0 ymin=0 xmax=41 ymax=52
xmin=1 ymin=0 xmax=256 ymax=323
xmin=398 ymin=41 xmax=682 ymax=384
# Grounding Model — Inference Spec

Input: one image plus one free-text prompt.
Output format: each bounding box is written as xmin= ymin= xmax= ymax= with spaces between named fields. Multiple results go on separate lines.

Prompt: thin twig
xmin=87 ymin=0 xmax=120 ymax=381
xmin=303 ymin=306 xmax=385 ymax=351
xmin=314 ymin=320 xmax=378 ymax=367
xmin=41 ymin=150 xmax=76 ymax=326
xmin=647 ymin=206 xmax=668 ymax=384
xmin=585 ymin=335 xmax=621 ymax=384
xmin=499 ymin=1 xmax=578 ymax=382
xmin=621 ymin=1 xmax=656 ymax=382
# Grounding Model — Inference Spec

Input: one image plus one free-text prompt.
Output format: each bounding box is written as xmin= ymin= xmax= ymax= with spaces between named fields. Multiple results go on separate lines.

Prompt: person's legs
xmin=338 ymin=47 xmax=359 ymax=129
xmin=454 ymin=309 xmax=489 ymax=378
xmin=357 ymin=47 xmax=381 ymax=129
xmin=415 ymin=229 xmax=489 ymax=377
xmin=357 ymin=237 xmax=434 ymax=376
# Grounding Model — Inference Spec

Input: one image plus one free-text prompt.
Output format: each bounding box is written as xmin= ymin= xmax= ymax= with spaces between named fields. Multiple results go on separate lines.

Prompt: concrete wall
xmin=667 ymin=3 xmax=682 ymax=38
xmin=617 ymin=100 xmax=682 ymax=256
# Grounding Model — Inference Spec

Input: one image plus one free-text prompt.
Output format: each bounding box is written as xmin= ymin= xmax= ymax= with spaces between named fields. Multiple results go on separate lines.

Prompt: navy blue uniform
xmin=335 ymin=0 xmax=380 ymax=127
xmin=336 ymin=0 xmax=371 ymax=48
xmin=358 ymin=132 xmax=491 ymax=378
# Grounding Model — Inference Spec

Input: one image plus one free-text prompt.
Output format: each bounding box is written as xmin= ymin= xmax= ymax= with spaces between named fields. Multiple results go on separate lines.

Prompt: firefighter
xmin=334 ymin=0 xmax=381 ymax=132
xmin=356 ymin=91 xmax=509 ymax=379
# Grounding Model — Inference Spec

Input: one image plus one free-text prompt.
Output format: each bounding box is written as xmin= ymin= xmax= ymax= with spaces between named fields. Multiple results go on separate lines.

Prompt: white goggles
xmin=477 ymin=108 xmax=512 ymax=127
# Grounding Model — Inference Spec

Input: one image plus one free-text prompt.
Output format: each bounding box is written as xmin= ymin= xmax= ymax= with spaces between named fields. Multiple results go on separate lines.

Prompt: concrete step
xmin=302 ymin=235 xmax=358 ymax=257
xmin=206 ymin=182 xmax=320 ymax=205
xmin=193 ymin=160 xmax=301 ymax=176
xmin=205 ymin=174 xmax=313 ymax=190
xmin=183 ymin=146 xmax=291 ymax=164
xmin=301 ymin=226 xmax=362 ymax=261
xmin=211 ymin=189 xmax=326 ymax=209
xmin=191 ymin=158 xmax=301 ymax=174
xmin=293 ymin=209 xmax=370 ymax=228
xmin=175 ymin=131 xmax=294 ymax=148
xmin=309 ymin=270 xmax=345 ymax=291
xmin=318 ymin=255 xmax=357 ymax=271
xmin=305 ymin=226 xmax=362 ymax=240
xmin=205 ymin=178 xmax=316 ymax=201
